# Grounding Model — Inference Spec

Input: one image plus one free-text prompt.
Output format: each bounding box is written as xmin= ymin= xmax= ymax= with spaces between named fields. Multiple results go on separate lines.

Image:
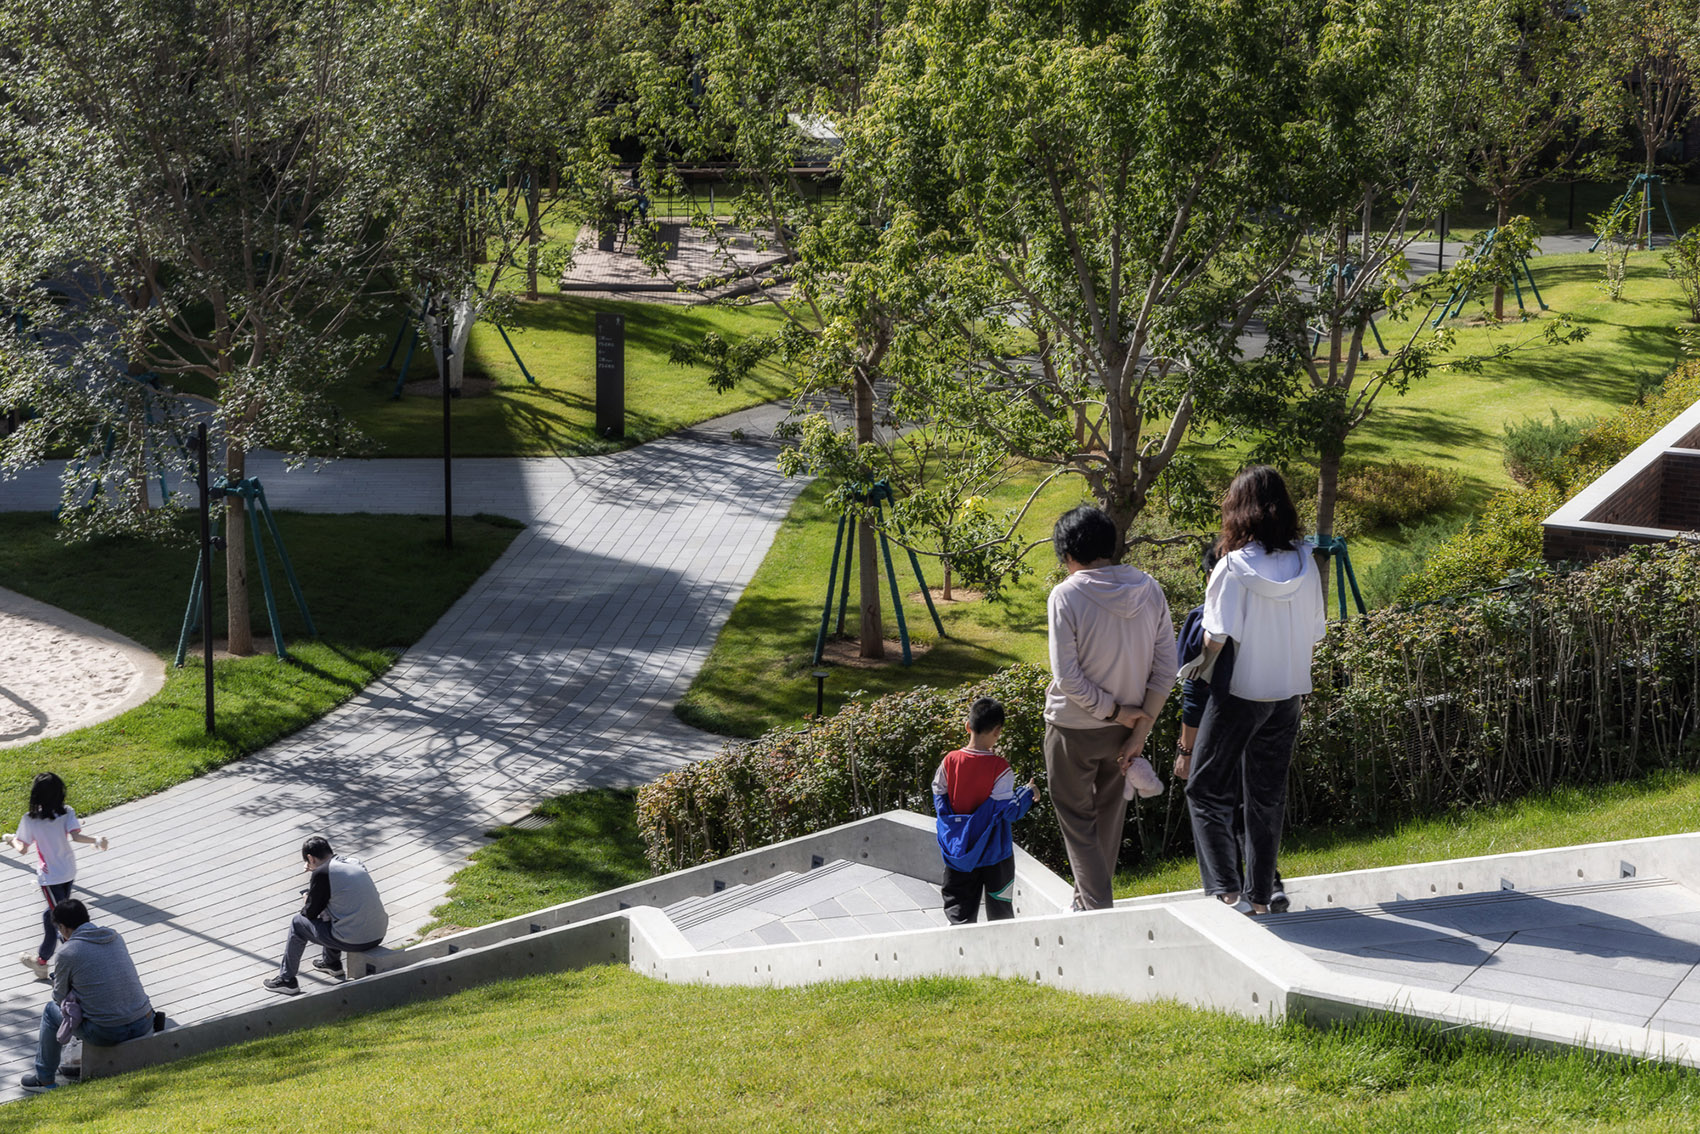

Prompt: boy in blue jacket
xmin=933 ymin=697 xmax=1039 ymax=924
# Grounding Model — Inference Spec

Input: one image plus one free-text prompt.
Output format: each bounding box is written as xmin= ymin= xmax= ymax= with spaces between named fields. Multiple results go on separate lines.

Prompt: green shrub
xmin=643 ymin=544 xmax=1700 ymax=873
xmin=1392 ymin=484 xmax=1563 ymax=604
xmin=1286 ymin=460 xmax=1461 ymax=538
xmin=1501 ymin=410 xmax=1595 ymax=488
xmin=1357 ymin=515 xmax=1469 ymax=608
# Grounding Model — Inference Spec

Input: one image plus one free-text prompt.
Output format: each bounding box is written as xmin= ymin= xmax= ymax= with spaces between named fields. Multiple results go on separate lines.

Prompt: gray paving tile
xmin=754 ymin=922 xmax=799 ymax=946
xmin=0 ymin=429 xmax=807 ymax=1103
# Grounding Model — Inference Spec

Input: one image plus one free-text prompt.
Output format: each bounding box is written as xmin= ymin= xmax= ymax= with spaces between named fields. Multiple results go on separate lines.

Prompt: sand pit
xmin=0 ymin=587 xmax=165 ymax=749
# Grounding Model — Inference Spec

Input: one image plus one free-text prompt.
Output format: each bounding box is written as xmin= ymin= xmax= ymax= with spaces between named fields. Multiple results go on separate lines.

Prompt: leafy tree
xmin=1461 ymin=0 xmax=1593 ymax=317
xmin=647 ymin=0 xmax=912 ymax=658
xmin=0 ymin=0 xmax=398 ymax=655
xmin=1583 ymin=0 xmax=1700 ymax=243
xmin=377 ymin=0 xmax=610 ymax=390
xmin=836 ymin=0 xmax=1322 ymax=558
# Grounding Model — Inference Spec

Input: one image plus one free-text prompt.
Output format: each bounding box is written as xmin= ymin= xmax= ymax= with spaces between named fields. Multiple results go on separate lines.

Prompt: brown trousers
xmin=1044 ymin=722 xmax=1129 ymax=910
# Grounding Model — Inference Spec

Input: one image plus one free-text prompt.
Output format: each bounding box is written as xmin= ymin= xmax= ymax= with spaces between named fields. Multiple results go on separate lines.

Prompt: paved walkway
xmin=0 ymin=404 xmax=805 ymax=1099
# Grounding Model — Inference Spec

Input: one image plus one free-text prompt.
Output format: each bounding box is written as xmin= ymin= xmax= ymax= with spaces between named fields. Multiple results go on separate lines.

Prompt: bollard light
xmin=811 ymin=667 xmax=830 ymax=719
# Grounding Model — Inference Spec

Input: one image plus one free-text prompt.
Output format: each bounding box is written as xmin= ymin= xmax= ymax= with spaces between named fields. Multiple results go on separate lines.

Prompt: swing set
xmin=1589 ymin=172 xmax=1681 ymax=252
xmin=1432 ymin=225 xmax=1547 ymax=326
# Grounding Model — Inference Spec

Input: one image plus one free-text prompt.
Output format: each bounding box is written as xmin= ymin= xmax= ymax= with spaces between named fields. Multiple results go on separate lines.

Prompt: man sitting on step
xmin=263 ymin=836 xmax=389 ymax=995
xmin=21 ymin=899 xmax=155 ymax=1093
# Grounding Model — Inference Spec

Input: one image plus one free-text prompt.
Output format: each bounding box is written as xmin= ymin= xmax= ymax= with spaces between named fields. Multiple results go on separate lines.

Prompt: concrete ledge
xmin=81 ymin=914 xmax=632 ymax=1081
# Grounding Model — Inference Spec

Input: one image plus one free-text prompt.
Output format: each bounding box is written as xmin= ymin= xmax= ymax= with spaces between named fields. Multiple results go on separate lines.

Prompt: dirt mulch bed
xmin=818 ymin=636 xmax=933 ymax=669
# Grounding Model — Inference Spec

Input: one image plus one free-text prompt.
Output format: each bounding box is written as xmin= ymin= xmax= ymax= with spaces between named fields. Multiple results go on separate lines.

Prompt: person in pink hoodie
xmin=1043 ymin=505 xmax=1177 ymax=911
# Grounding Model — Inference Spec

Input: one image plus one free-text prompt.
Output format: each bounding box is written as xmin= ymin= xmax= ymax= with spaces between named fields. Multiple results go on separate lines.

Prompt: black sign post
xmin=595 ymin=312 xmax=625 ymax=440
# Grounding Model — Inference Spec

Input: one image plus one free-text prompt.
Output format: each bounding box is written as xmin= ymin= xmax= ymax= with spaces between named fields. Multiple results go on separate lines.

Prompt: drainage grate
xmin=509 ymin=813 xmax=555 ymax=832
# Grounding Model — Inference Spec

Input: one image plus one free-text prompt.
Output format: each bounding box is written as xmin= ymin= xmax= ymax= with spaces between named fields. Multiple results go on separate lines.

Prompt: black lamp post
xmin=811 ymin=667 xmax=830 ymax=719
xmin=188 ymin=422 xmax=224 ymax=735
xmin=439 ymin=298 xmax=454 ymax=550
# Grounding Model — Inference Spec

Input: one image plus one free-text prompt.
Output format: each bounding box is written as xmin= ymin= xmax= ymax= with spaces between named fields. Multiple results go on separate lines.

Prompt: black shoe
xmin=311 ymin=958 xmax=344 ymax=978
xmin=1269 ymin=880 xmax=1290 ymax=914
xmin=262 ymin=975 xmax=301 ymax=996
xmin=20 ymin=1072 xmax=56 ymax=1093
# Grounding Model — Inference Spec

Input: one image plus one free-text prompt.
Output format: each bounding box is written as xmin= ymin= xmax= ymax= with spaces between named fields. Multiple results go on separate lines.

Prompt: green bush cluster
xmin=1286 ymin=460 xmax=1461 ymax=539
xmin=1395 ymin=361 xmax=1700 ymax=603
xmin=1501 ymin=410 xmax=1597 ymax=487
xmin=638 ymin=664 xmax=1184 ymax=875
xmin=641 ymin=543 xmax=1700 ymax=874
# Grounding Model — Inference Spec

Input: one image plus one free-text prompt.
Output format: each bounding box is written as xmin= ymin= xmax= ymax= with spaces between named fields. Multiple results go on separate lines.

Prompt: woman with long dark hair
xmin=6 ymin=772 xmax=109 ymax=980
xmin=1184 ymin=467 xmax=1325 ymax=914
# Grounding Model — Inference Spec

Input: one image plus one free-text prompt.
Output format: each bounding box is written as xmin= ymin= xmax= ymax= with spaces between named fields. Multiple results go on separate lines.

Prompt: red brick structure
xmin=1542 ymin=402 xmax=1700 ymax=563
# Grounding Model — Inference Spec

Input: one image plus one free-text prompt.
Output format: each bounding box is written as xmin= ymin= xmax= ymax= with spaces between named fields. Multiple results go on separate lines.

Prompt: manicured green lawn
xmin=11 ymin=964 xmax=1699 ymax=1131
xmin=0 ymin=511 xmax=519 ymax=819
xmin=329 ymin=295 xmax=792 ymax=457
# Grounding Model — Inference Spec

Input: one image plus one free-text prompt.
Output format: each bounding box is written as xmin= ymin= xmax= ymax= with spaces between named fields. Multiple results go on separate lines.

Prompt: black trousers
xmin=942 ymin=856 xmax=1017 ymax=924
xmin=1184 ymin=693 xmax=1303 ymax=906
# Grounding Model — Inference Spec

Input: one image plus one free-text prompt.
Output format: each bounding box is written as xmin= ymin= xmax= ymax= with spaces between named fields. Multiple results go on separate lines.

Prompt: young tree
xmin=838 ymin=0 xmax=1318 ymax=555
xmin=1462 ymin=0 xmax=1593 ymax=317
xmin=0 ymin=0 xmax=398 ymax=655
xmin=1584 ymin=0 xmax=1700 ymax=242
xmin=377 ymin=0 xmax=609 ymax=391
xmin=645 ymin=0 xmax=912 ymax=658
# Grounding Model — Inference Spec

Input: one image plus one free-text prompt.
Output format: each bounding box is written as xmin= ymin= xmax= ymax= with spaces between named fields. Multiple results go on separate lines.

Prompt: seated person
xmin=22 ymin=899 xmax=154 ymax=1093
xmin=263 ymin=836 xmax=388 ymax=995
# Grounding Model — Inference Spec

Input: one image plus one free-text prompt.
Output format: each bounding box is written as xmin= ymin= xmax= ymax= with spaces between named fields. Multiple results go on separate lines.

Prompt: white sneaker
xmin=1124 ymin=756 xmax=1163 ymax=798
xmin=18 ymin=952 xmax=47 ymax=980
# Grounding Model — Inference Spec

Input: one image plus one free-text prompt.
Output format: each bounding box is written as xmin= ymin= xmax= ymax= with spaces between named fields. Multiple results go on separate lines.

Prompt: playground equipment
xmin=174 ymin=476 xmax=316 ymax=665
xmin=1310 ymin=262 xmax=1387 ymax=360
xmin=1432 ymin=226 xmax=1547 ymax=327
xmin=813 ymin=480 xmax=945 ymax=667
xmin=1589 ymin=173 xmax=1681 ymax=252
xmin=381 ymin=301 xmax=539 ymax=399
xmin=1307 ymin=534 xmax=1366 ymax=622
xmin=57 ymin=370 xmax=195 ymax=516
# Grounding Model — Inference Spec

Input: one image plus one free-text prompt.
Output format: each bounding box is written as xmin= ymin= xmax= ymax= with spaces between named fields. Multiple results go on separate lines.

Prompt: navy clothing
xmin=934 ymin=785 xmax=1035 ymax=872
xmin=943 ymin=857 xmax=1017 ymax=924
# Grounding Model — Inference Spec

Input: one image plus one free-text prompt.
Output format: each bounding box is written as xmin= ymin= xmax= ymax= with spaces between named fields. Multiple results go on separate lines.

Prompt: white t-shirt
xmin=15 ymin=808 xmax=81 ymax=886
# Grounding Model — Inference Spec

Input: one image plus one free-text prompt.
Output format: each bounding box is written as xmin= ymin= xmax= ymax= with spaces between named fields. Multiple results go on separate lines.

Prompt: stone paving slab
xmin=670 ymin=861 xmax=946 ymax=953
xmin=1269 ymin=879 xmax=1700 ymax=1033
xmin=0 ymin=426 xmax=804 ymax=1102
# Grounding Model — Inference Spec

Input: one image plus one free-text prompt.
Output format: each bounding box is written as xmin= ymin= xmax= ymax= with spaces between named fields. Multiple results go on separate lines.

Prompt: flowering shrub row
xmin=640 ymin=542 xmax=1700 ymax=875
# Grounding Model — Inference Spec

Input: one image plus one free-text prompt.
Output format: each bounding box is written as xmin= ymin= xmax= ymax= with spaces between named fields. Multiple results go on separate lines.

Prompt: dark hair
xmin=1053 ymin=506 xmax=1117 ymax=566
xmin=51 ymin=898 xmax=90 ymax=932
xmin=967 ymin=697 xmax=1005 ymax=734
xmin=301 ymin=836 xmax=333 ymax=862
xmin=1219 ymin=466 xmax=1302 ymax=554
xmin=28 ymin=773 xmax=67 ymax=821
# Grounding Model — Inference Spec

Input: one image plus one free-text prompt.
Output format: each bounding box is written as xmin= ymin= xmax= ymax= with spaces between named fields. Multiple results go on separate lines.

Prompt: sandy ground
xmin=0 ymin=587 xmax=165 ymax=749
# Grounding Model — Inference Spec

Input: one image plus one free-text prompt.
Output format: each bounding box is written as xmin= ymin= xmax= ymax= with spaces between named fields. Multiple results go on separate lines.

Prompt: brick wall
xmin=1542 ymin=526 xmax=1666 ymax=564
xmin=1583 ymin=461 xmax=1663 ymax=528
xmin=1660 ymin=452 xmax=1700 ymax=531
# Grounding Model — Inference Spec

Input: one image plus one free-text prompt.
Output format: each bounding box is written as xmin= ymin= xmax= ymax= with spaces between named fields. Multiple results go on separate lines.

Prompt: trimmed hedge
xmin=640 ymin=542 xmax=1700 ymax=877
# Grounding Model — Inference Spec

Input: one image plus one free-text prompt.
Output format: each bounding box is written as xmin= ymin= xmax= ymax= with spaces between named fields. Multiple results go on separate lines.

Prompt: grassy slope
xmin=0 ymin=511 xmax=518 ymax=819
xmin=22 ymin=775 xmax=1700 ymax=1131
xmin=330 ymin=295 xmax=792 ymax=458
xmin=11 ymin=966 xmax=1700 ymax=1132
xmin=680 ymin=252 xmax=1690 ymax=736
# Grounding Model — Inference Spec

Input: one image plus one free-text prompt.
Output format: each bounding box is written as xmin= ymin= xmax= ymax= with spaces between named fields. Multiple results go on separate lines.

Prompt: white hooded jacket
xmin=1202 ymin=544 xmax=1327 ymax=701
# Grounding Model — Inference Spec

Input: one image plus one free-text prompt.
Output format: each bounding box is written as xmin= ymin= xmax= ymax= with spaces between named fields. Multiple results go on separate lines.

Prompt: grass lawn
xmin=1439 ymin=177 xmax=1700 ymax=241
xmin=0 ymin=511 xmax=519 ymax=820
xmin=82 ymin=771 xmax=1700 ymax=1134
xmin=11 ymin=964 xmax=1700 ymax=1132
xmin=679 ymin=251 xmax=1689 ymax=737
xmin=329 ymin=294 xmax=793 ymax=458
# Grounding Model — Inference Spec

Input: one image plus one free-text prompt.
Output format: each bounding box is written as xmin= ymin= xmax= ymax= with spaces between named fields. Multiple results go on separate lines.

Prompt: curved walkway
xmin=0 ymin=406 xmax=804 ymax=1099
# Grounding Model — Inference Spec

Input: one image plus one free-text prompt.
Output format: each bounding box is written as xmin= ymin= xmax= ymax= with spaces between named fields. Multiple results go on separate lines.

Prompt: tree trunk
xmin=854 ymin=370 xmax=884 ymax=659
xmin=525 ymin=166 xmax=541 ymax=301
xmin=225 ymin=440 xmax=253 ymax=657
xmin=941 ymin=556 xmax=952 ymax=603
xmin=1315 ymin=447 xmax=1343 ymax=542
xmin=1494 ymin=198 xmax=1509 ymax=320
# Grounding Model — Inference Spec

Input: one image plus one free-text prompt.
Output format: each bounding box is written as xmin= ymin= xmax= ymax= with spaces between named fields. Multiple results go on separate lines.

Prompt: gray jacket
xmin=52 ymin=924 xmax=152 ymax=1029
xmin=308 ymin=856 xmax=389 ymax=947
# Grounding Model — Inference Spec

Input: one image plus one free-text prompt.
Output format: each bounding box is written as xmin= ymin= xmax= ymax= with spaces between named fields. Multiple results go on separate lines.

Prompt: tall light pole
xmin=440 ymin=298 xmax=454 ymax=549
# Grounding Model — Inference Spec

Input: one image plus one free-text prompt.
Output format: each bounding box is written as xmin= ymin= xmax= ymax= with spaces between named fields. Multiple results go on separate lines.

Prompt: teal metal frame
xmin=813 ymin=480 xmax=945 ymax=667
xmin=174 ymin=477 xmax=317 ymax=665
